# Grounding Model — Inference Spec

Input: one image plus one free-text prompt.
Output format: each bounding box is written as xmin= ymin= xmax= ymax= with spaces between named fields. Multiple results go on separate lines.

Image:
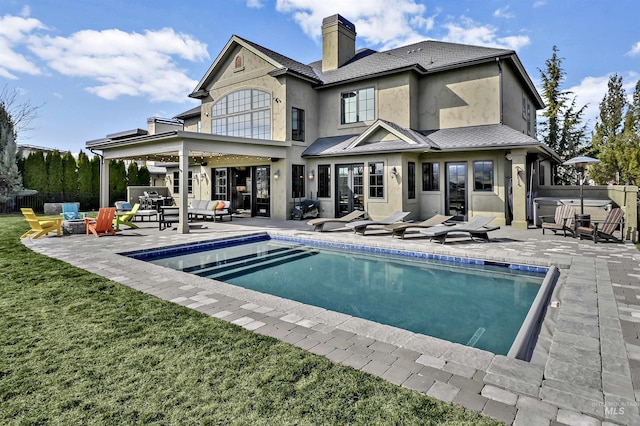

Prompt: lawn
xmin=0 ymin=215 xmax=500 ymax=425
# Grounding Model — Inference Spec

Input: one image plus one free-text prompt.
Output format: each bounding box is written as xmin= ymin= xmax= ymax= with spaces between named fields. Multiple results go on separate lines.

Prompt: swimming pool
xmin=124 ymin=233 xmax=557 ymax=359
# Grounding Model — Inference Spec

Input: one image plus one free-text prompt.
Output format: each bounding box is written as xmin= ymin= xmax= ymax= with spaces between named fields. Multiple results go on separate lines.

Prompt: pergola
xmin=87 ymin=131 xmax=289 ymax=233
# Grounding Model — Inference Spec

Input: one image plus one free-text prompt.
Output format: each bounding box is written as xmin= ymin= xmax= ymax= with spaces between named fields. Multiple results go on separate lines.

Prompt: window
xmin=473 ymin=161 xmax=493 ymax=191
xmin=368 ymin=162 xmax=384 ymax=198
xmin=211 ymin=89 xmax=271 ymax=139
xmin=215 ymin=168 xmax=227 ymax=200
xmin=422 ymin=162 xmax=439 ymax=191
xmin=341 ymin=87 xmax=374 ymax=124
xmin=539 ymin=163 xmax=546 ymax=186
xmin=172 ymin=171 xmax=180 ymax=193
xmin=187 ymin=171 xmax=193 ymax=194
xmin=318 ymin=164 xmax=330 ymax=198
xmin=408 ymin=162 xmax=416 ymax=199
xmin=292 ymin=107 xmax=305 ymax=141
xmin=292 ymin=164 xmax=305 ymax=198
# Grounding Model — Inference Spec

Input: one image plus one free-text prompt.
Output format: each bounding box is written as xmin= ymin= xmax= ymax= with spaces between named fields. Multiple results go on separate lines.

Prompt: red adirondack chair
xmin=85 ymin=207 xmax=117 ymax=237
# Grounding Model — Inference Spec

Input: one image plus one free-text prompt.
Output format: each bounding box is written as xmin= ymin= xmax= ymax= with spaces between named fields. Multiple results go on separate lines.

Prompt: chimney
xmin=321 ymin=14 xmax=356 ymax=72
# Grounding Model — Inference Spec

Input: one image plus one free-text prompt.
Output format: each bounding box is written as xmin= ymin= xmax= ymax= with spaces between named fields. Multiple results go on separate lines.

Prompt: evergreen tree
xmin=623 ymin=81 xmax=640 ymax=184
xmin=90 ymin=154 xmax=100 ymax=195
xmin=588 ymin=75 xmax=628 ymax=184
xmin=538 ymin=46 xmax=588 ymax=184
xmin=137 ymin=164 xmax=151 ymax=186
xmin=77 ymin=151 xmax=93 ymax=194
xmin=23 ymin=151 xmax=47 ymax=191
xmin=127 ymin=161 xmax=139 ymax=186
xmin=0 ymin=102 xmax=22 ymax=202
xmin=109 ymin=159 xmax=127 ymax=205
xmin=46 ymin=150 xmax=64 ymax=194
xmin=62 ymin=151 xmax=78 ymax=198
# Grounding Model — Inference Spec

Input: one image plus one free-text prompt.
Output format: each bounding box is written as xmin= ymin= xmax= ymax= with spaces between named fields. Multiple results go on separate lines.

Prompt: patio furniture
xmin=420 ymin=215 xmax=500 ymax=244
xmin=20 ymin=208 xmax=63 ymax=239
xmin=345 ymin=211 xmax=410 ymax=235
xmin=577 ymin=207 xmax=625 ymax=243
xmin=113 ymin=203 xmax=140 ymax=230
xmin=540 ymin=204 xmax=575 ymax=237
xmin=188 ymin=200 xmax=235 ymax=222
xmin=85 ymin=207 xmax=117 ymax=237
xmin=61 ymin=203 xmax=86 ymax=220
xmin=306 ymin=210 xmax=365 ymax=232
xmin=159 ymin=206 xmax=180 ymax=230
xmin=383 ymin=214 xmax=453 ymax=239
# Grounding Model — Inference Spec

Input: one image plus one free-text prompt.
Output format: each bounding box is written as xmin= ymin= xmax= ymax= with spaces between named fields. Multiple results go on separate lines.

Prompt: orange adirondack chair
xmin=85 ymin=207 xmax=117 ymax=237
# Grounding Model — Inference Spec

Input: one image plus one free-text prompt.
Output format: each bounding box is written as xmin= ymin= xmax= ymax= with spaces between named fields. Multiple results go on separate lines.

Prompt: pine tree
xmin=137 ymin=164 xmax=151 ymax=186
xmin=109 ymin=159 xmax=127 ymax=205
xmin=47 ymin=150 xmax=64 ymax=195
xmin=90 ymin=155 xmax=100 ymax=195
xmin=24 ymin=151 xmax=47 ymax=191
xmin=538 ymin=46 xmax=588 ymax=184
xmin=0 ymin=102 xmax=22 ymax=202
xmin=77 ymin=151 xmax=92 ymax=194
xmin=62 ymin=151 xmax=78 ymax=198
xmin=127 ymin=161 xmax=139 ymax=186
xmin=588 ymin=75 xmax=627 ymax=184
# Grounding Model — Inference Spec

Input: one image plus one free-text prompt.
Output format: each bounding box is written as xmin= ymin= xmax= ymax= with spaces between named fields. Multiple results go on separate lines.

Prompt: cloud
xmin=275 ymin=1 xmax=527 ymax=51
xmin=493 ymin=6 xmax=515 ymax=19
xmin=246 ymin=0 xmax=264 ymax=8
xmin=27 ymin=27 xmax=209 ymax=102
xmin=533 ymin=1 xmax=546 ymax=7
xmin=0 ymin=13 xmax=46 ymax=78
xmin=627 ymin=41 xmax=640 ymax=56
xmin=441 ymin=17 xmax=530 ymax=50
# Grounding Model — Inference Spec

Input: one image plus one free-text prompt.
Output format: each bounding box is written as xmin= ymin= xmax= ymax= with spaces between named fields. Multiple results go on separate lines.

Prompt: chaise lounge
xmin=345 ymin=211 xmax=410 ymax=235
xmin=420 ymin=215 xmax=500 ymax=243
xmin=383 ymin=214 xmax=453 ymax=239
xmin=307 ymin=210 xmax=365 ymax=232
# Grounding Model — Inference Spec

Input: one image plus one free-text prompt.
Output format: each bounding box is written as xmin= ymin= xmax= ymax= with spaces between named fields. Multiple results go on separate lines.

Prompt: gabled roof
xmin=303 ymin=122 xmax=558 ymax=159
xmin=189 ymin=35 xmax=542 ymax=108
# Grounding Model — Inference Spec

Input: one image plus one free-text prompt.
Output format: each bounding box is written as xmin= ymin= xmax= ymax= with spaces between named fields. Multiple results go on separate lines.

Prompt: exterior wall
xmin=286 ymin=77 xmax=319 ymax=144
xmin=316 ymin=73 xmax=413 ymax=138
xmin=501 ymin=63 xmax=537 ymax=136
xmin=418 ymin=62 xmax=501 ymax=130
xmin=201 ymin=45 xmax=287 ymax=141
xmin=182 ymin=116 xmax=201 ymax=132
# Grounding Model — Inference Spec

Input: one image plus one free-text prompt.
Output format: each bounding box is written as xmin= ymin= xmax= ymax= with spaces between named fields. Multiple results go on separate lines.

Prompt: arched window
xmin=211 ymin=89 xmax=271 ymax=140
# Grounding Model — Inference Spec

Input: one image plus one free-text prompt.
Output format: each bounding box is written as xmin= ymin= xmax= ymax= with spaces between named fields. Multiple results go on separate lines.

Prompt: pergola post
xmin=177 ymin=144 xmax=190 ymax=234
xmin=100 ymin=157 xmax=110 ymax=208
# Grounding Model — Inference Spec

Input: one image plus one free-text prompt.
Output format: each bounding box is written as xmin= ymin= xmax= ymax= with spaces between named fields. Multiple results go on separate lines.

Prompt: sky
xmin=1 ymin=0 xmax=639 ymax=154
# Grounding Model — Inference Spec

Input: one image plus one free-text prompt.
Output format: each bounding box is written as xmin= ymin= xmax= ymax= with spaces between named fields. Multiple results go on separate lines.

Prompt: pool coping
xmin=22 ymin=225 xmax=640 ymax=425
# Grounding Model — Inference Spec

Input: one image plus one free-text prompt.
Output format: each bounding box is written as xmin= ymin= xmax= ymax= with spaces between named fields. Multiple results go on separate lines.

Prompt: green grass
xmin=0 ymin=215 xmax=500 ymax=425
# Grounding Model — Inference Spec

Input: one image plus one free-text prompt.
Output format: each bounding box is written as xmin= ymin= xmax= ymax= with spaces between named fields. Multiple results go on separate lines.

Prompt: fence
xmin=0 ymin=192 xmax=99 ymax=214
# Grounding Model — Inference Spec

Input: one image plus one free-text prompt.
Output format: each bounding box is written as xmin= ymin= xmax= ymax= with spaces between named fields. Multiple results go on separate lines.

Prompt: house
xmin=86 ymin=13 xmax=559 ymax=233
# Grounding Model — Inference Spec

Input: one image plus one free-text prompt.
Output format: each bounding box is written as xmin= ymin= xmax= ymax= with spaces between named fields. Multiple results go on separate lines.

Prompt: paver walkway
xmin=23 ymin=218 xmax=640 ymax=425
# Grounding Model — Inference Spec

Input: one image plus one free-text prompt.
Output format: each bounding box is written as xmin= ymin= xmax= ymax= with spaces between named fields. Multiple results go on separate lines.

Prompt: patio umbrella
xmin=562 ymin=156 xmax=600 ymax=214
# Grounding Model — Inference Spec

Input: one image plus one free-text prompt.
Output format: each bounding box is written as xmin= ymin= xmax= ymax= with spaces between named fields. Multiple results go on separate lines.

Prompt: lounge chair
xmin=540 ymin=204 xmax=575 ymax=237
xmin=307 ymin=210 xmax=365 ymax=232
xmin=420 ymin=215 xmax=500 ymax=243
xmin=577 ymin=207 xmax=625 ymax=243
xmin=85 ymin=207 xmax=117 ymax=237
xmin=383 ymin=214 xmax=454 ymax=239
xmin=345 ymin=211 xmax=410 ymax=235
xmin=20 ymin=208 xmax=63 ymax=239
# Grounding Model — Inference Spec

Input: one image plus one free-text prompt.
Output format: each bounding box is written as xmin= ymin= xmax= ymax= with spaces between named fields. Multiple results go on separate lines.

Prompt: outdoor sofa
xmin=189 ymin=200 xmax=235 ymax=222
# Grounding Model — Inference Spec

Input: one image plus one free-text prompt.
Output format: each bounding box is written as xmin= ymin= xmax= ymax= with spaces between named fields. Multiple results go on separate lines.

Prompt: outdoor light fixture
xmin=164 ymin=174 xmax=171 ymax=182
xmin=308 ymin=170 xmax=314 ymax=180
xmin=390 ymin=166 xmax=398 ymax=177
xmin=273 ymin=169 xmax=280 ymax=180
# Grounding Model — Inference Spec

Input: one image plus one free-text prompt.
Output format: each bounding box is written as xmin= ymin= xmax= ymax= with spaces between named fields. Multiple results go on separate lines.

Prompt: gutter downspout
xmin=496 ymin=57 xmax=503 ymax=125
xmin=89 ymin=148 xmax=109 ymax=208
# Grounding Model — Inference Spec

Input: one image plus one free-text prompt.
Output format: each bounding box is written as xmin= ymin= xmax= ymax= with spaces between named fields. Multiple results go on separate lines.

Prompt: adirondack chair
xmin=85 ymin=207 xmax=117 ymax=237
xmin=61 ymin=203 xmax=86 ymax=220
xmin=577 ymin=208 xmax=625 ymax=243
xmin=540 ymin=204 xmax=575 ymax=237
xmin=20 ymin=208 xmax=63 ymax=239
xmin=113 ymin=203 xmax=140 ymax=230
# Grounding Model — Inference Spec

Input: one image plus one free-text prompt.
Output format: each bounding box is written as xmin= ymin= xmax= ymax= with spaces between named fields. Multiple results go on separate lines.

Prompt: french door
xmin=446 ymin=162 xmax=467 ymax=220
xmin=336 ymin=164 xmax=364 ymax=217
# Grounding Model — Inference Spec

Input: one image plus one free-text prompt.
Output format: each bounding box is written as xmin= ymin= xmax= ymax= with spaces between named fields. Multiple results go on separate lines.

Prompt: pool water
xmin=130 ymin=235 xmax=546 ymax=355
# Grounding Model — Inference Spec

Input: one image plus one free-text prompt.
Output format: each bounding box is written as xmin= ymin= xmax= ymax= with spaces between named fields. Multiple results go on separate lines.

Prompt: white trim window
xmin=211 ymin=89 xmax=271 ymax=139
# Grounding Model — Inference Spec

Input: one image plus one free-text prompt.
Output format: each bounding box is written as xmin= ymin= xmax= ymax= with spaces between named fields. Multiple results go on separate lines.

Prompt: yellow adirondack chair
xmin=113 ymin=203 xmax=140 ymax=230
xmin=20 ymin=208 xmax=63 ymax=239
xmin=85 ymin=207 xmax=117 ymax=237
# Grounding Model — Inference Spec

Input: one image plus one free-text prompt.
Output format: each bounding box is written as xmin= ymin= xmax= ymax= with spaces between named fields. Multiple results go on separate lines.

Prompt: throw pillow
xmin=216 ymin=202 xmax=226 ymax=211
xmin=210 ymin=201 xmax=219 ymax=211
